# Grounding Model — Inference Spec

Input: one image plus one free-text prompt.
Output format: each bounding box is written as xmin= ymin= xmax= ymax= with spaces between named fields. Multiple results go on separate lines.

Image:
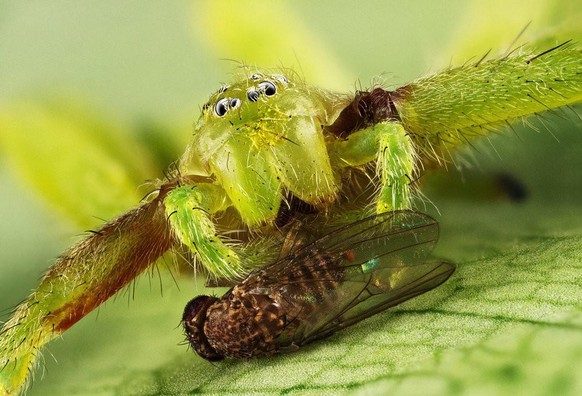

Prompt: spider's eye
xmin=272 ymin=74 xmax=289 ymax=84
xmin=250 ymin=73 xmax=262 ymax=81
xmin=215 ymin=98 xmax=229 ymax=117
xmin=230 ymin=98 xmax=241 ymax=109
xmin=257 ymin=81 xmax=277 ymax=96
xmin=247 ymin=90 xmax=260 ymax=102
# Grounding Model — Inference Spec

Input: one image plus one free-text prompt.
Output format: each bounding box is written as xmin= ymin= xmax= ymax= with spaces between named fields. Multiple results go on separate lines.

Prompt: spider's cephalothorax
xmin=167 ymin=70 xmax=416 ymax=279
xmin=179 ymin=71 xmax=349 ymax=220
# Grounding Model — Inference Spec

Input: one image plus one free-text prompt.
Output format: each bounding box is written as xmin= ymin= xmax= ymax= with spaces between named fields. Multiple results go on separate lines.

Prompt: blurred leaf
xmin=191 ymin=0 xmax=352 ymax=90
xmin=443 ymin=0 xmax=582 ymax=65
xmin=0 ymin=101 xmax=158 ymax=229
xmin=133 ymin=117 xmax=192 ymax=171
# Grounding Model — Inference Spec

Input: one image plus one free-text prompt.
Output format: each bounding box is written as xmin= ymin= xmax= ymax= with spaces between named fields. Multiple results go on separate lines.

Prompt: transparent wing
xmin=243 ymin=210 xmax=455 ymax=347
xmin=294 ymin=260 xmax=454 ymax=346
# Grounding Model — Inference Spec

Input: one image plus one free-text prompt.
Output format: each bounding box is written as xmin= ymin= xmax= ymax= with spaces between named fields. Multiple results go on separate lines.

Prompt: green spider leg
xmin=164 ymin=183 xmax=245 ymax=279
xmin=0 ymin=188 xmax=174 ymax=395
xmin=164 ymin=182 xmax=284 ymax=280
xmin=331 ymin=122 xmax=416 ymax=212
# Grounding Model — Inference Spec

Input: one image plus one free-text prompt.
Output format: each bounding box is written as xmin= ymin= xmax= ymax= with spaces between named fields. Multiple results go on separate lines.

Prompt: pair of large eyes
xmin=213 ymin=81 xmax=278 ymax=117
xmin=246 ymin=81 xmax=277 ymax=103
xmin=215 ymin=97 xmax=241 ymax=117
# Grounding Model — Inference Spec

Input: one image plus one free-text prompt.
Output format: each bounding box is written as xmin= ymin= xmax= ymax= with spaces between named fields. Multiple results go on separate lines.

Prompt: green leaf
xmin=0 ymin=101 xmax=158 ymax=229
xmin=25 ymin=226 xmax=582 ymax=395
xmin=443 ymin=0 xmax=582 ymax=65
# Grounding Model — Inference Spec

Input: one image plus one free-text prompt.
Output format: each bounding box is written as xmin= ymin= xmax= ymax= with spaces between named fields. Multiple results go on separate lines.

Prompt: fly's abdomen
xmin=203 ymin=252 xmax=344 ymax=357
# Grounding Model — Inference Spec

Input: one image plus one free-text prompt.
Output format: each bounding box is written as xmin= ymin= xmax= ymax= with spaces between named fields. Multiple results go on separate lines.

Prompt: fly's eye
xmin=258 ymin=81 xmax=277 ymax=96
xmin=230 ymin=98 xmax=241 ymax=109
xmin=214 ymin=98 xmax=229 ymax=117
xmin=247 ymin=90 xmax=260 ymax=102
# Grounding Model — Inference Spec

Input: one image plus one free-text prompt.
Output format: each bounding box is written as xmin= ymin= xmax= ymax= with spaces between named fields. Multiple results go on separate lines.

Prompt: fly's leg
xmin=331 ymin=121 xmax=415 ymax=212
xmin=164 ymin=183 xmax=277 ymax=280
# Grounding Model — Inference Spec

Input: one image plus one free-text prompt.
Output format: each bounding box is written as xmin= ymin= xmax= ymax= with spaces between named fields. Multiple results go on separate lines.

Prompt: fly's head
xmin=179 ymin=71 xmax=295 ymax=176
xmin=182 ymin=295 xmax=224 ymax=361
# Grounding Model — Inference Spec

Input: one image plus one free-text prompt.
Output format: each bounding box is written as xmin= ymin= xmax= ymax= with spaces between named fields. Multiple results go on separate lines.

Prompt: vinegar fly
xmin=183 ymin=211 xmax=455 ymax=360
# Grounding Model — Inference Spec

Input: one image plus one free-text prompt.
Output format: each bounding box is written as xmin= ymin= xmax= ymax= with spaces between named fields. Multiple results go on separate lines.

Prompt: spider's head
xmin=179 ymin=71 xmax=295 ymax=177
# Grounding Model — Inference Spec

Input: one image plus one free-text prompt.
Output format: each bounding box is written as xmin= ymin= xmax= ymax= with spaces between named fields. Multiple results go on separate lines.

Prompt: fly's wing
xmin=244 ymin=210 xmax=455 ymax=348
xmin=296 ymin=260 xmax=454 ymax=346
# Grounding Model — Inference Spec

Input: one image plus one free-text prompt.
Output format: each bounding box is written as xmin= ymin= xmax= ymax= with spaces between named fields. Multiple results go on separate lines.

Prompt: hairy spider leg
xmin=332 ymin=122 xmax=416 ymax=212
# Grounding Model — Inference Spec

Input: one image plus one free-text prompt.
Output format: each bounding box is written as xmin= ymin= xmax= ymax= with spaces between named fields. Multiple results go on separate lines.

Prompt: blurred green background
xmin=0 ymin=1 xmax=581 ymax=395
